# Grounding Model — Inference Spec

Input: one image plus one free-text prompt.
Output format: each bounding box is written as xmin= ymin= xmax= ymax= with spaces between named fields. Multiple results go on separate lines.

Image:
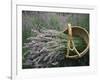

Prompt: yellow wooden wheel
xmin=64 ymin=23 xmax=89 ymax=59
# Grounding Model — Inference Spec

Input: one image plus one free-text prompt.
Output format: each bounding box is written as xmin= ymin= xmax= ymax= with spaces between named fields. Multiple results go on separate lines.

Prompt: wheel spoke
xmin=66 ymin=48 xmax=69 ymax=57
xmin=74 ymin=48 xmax=80 ymax=57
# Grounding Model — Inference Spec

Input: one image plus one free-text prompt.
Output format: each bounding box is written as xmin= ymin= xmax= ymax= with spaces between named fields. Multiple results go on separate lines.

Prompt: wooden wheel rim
xmin=64 ymin=26 xmax=89 ymax=59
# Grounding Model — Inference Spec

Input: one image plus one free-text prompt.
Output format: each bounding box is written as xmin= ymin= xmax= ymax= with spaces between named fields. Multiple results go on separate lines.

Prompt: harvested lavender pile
xmin=22 ymin=29 xmax=89 ymax=69
xmin=22 ymin=29 xmax=67 ymax=68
